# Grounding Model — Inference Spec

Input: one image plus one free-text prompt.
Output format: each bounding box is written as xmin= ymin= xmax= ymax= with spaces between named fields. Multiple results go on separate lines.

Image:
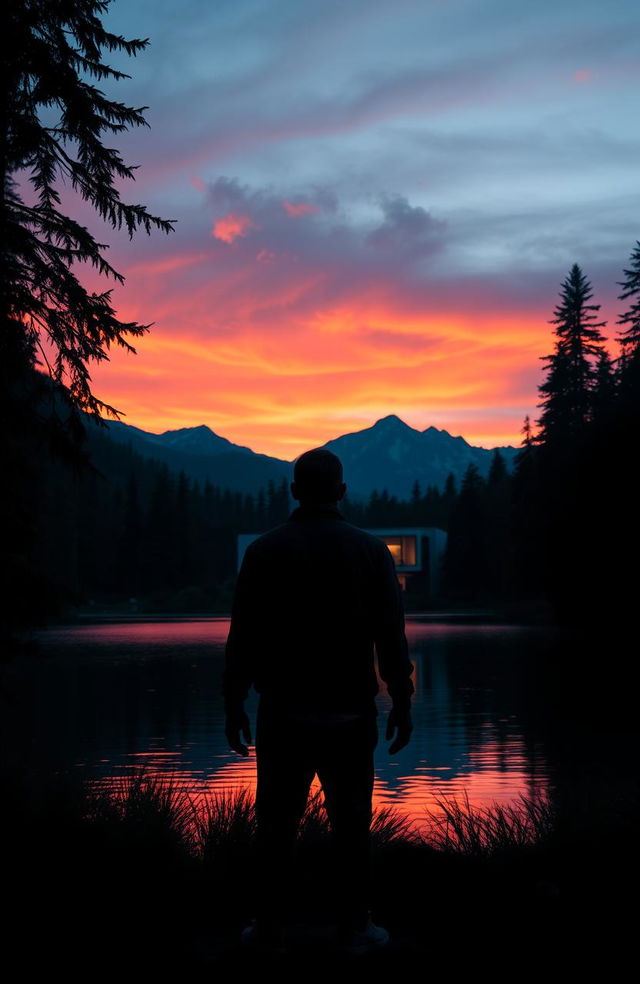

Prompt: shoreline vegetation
xmin=3 ymin=625 xmax=637 ymax=965
xmin=5 ymin=760 xmax=635 ymax=967
xmin=0 ymin=764 xmax=565 ymax=964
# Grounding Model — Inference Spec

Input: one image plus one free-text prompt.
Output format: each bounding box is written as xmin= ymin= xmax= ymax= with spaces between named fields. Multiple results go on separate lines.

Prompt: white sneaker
xmin=338 ymin=918 xmax=390 ymax=955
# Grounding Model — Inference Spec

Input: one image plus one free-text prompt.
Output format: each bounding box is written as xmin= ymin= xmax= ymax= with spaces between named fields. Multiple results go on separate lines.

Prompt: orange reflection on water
xmin=86 ymin=735 xmax=549 ymax=840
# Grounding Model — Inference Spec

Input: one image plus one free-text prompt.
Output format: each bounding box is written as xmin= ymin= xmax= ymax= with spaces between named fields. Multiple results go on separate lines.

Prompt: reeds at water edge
xmin=80 ymin=764 xmax=556 ymax=859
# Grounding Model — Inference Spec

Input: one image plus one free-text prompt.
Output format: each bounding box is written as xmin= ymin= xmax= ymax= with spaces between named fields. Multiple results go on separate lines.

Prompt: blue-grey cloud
xmin=367 ymin=195 xmax=445 ymax=256
xmin=93 ymin=0 xmax=639 ymax=324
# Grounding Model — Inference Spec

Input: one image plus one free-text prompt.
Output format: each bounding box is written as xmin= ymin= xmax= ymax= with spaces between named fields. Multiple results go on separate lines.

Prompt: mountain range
xmin=95 ymin=414 xmax=520 ymax=501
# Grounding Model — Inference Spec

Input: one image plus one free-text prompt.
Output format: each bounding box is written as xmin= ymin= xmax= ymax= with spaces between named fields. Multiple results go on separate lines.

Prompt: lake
xmin=2 ymin=618 xmax=558 ymax=831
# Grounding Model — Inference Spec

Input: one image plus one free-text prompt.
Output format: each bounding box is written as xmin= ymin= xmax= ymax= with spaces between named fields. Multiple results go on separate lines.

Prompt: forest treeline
xmin=5 ymin=247 xmax=640 ymax=626
xmin=15 ymin=414 xmax=463 ymax=617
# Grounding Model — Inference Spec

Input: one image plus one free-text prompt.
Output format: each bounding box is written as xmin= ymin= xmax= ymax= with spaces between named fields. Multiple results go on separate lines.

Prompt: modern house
xmin=237 ymin=525 xmax=447 ymax=598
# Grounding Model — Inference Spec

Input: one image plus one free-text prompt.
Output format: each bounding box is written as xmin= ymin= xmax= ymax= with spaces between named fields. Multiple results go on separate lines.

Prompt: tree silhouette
xmin=508 ymin=416 xmax=543 ymax=598
xmin=617 ymin=241 xmax=640 ymax=352
xmin=443 ymin=464 xmax=488 ymax=601
xmin=524 ymin=414 xmax=535 ymax=444
xmin=536 ymin=264 xmax=607 ymax=445
xmin=616 ymin=241 xmax=640 ymax=401
xmin=410 ymin=479 xmax=421 ymax=523
xmin=591 ymin=349 xmax=616 ymax=423
xmin=487 ymin=448 xmax=507 ymax=487
xmin=2 ymin=0 xmax=175 ymax=433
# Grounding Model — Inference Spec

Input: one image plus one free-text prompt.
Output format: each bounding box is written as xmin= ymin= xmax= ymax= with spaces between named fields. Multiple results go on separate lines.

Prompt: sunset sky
xmin=49 ymin=0 xmax=640 ymax=459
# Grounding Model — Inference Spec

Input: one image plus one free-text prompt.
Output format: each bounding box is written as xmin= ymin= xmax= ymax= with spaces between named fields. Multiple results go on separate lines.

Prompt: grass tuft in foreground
xmin=420 ymin=788 xmax=555 ymax=855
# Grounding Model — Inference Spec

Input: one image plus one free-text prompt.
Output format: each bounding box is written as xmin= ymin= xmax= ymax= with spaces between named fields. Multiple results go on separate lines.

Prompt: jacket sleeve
xmin=222 ymin=542 xmax=262 ymax=710
xmin=372 ymin=543 xmax=415 ymax=711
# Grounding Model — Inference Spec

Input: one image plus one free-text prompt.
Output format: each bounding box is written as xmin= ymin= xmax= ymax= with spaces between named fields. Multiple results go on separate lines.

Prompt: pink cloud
xmin=573 ymin=69 xmax=592 ymax=84
xmin=212 ymin=212 xmax=258 ymax=243
xmin=128 ymin=252 xmax=209 ymax=276
xmin=283 ymin=200 xmax=320 ymax=218
xmin=83 ymin=179 xmax=621 ymax=460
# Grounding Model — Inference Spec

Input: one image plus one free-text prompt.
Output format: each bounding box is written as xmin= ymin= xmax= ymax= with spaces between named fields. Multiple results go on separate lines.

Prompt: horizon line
xmin=98 ymin=410 xmax=526 ymax=461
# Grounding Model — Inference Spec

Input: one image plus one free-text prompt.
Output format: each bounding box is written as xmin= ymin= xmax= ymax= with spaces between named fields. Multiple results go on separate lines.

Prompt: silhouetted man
xmin=223 ymin=448 xmax=414 ymax=954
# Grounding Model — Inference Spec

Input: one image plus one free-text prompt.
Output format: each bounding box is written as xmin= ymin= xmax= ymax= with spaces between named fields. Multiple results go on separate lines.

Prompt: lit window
xmin=402 ymin=536 xmax=416 ymax=566
xmin=381 ymin=535 xmax=417 ymax=567
xmin=386 ymin=540 xmax=403 ymax=564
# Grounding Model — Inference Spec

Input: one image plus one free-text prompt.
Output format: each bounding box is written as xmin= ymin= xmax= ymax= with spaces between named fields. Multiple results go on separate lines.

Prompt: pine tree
xmin=537 ymin=342 xmax=574 ymax=444
xmin=509 ymin=417 xmax=543 ymax=599
xmin=143 ymin=467 xmax=176 ymax=591
xmin=410 ymin=479 xmax=421 ymax=523
xmin=485 ymin=451 xmax=510 ymax=598
xmin=536 ymin=264 xmax=607 ymax=444
xmin=379 ymin=489 xmax=391 ymax=522
xmin=266 ymin=479 xmax=277 ymax=527
xmin=116 ymin=471 xmax=142 ymax=595
xmin=256 ymin=488 xmax=267 ymax=530
xmin=591 ymin=349 xmax=616 ymax=422
xmin=617 ymin=241 xmax=640 ymax=352
xmin=367 ymin=489 xmax=380 ymax=525
xmin=616 ymin=241 xmax=640 ymax=398
xmin=442 ymin=464 xmax=487 ymax=601
xmin=277 ymin=476 xmax=291 ymax=521
xmin=513 ymin=415 xmax=537 ymax=482
xmin=1 ymin=0 xmax=175 ymax=432
xmin=521 ymin=414 xmax=535 ymax=449
xmin=175 ymin=471 xmax=193 ymax=587
xmin=442 ymin=472 xmax=457 ymax=528
xmin=487 ymin=449 xmax=508 ymax=487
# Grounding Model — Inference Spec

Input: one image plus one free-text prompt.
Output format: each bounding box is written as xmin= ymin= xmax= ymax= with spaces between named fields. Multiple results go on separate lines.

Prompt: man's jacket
xmin=222 ymin=501 xmax=415 ymax=715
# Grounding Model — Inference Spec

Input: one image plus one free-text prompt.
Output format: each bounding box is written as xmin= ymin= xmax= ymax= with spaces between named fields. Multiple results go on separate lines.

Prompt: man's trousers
xmin=253 ymin=694 xmax=379 ymax=931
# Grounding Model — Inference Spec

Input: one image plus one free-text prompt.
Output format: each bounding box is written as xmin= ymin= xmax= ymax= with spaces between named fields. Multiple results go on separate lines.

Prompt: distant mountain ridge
xmin=322 ymin=414 xmax=519 ymax=499
xmin=108 ymin=421 xmax=255 ymax=457
xmin=94 ymin=413 xmax=520 ymax=501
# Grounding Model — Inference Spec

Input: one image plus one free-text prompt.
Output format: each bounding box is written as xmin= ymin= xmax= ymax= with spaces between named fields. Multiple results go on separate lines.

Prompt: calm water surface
xmin=3 ymin=619 xmax=557 ymax=830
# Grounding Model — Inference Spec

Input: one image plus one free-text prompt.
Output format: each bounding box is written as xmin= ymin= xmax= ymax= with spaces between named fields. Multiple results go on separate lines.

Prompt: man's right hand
xmin=225 ymin=704 xmax=253 ymax=757
xmin=385 ymin=707 xmax=413 ymax=755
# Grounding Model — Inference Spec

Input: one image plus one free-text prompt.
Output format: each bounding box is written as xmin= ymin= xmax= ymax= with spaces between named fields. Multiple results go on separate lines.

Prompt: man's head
xmin=291 ymin=448 xmax=346 ymax=505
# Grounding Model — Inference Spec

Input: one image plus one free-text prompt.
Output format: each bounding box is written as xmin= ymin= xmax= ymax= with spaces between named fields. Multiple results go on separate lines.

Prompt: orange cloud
xmin=88 ymin=281 xmax=553 ymax=458
xmin=283 ymin=200 xmax=320 ymax=218
xmin=85 ymin=206 xmax=619 ymax=461
xmin=212 ymin=212 xmax=258 ymax=243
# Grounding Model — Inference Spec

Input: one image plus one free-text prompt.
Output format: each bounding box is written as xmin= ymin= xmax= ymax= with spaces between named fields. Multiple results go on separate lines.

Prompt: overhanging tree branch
xmin=1 ymin=0 xmax=176 ymax=429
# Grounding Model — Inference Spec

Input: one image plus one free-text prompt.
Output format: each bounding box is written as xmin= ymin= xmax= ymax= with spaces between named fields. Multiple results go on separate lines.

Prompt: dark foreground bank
xmin=2 ymin=757 xmax=636 ymax=973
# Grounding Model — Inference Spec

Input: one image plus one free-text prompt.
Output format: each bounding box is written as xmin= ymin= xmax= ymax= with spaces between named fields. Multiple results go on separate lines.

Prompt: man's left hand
xmin=385 ymin=707 xmax=413 ymax=755
xmin=225 ymin=704 xmax=253 ymax=756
